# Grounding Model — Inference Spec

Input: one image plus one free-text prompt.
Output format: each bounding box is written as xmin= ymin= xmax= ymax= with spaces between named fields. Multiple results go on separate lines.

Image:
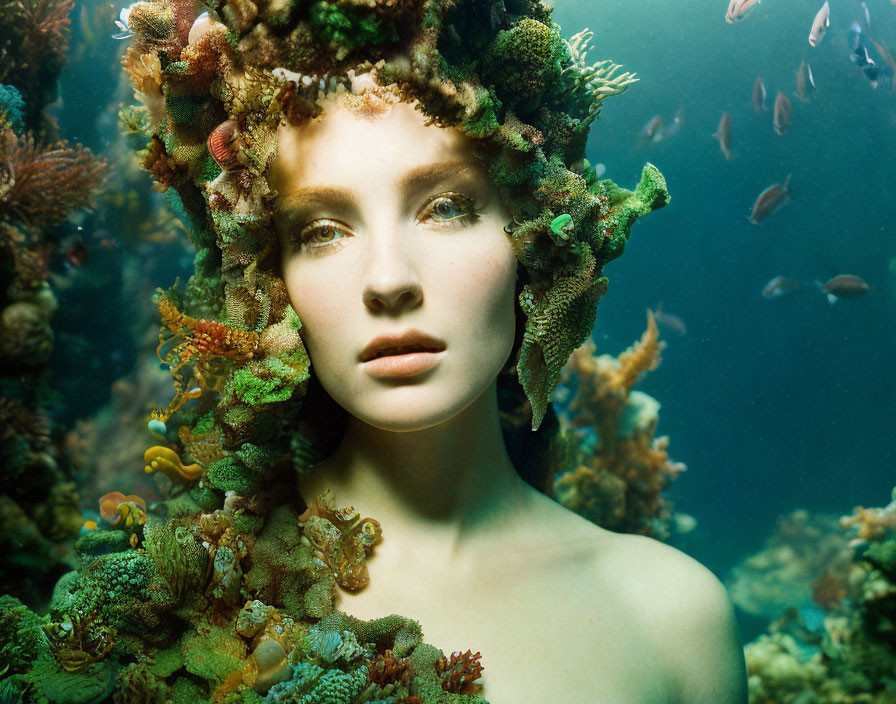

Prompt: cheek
xmin=280 ymin=261 xmax=349 ymax=356
xmin=444 ymin=242 xmax=518 ymax=348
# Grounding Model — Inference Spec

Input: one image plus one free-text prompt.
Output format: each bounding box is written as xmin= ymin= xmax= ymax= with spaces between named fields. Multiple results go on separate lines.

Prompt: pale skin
xmin=267 ymin=82 xmax=748 ymax=703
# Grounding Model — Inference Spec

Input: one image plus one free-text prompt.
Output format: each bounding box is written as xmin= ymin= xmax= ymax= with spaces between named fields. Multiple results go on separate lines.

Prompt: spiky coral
xmin=551 ymin=310 xmax=685 ymax=538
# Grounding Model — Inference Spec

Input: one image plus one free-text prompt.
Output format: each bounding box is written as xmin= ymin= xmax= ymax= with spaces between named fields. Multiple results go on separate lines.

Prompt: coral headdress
xmin=121 ymin=0 xmax=668 ymax=498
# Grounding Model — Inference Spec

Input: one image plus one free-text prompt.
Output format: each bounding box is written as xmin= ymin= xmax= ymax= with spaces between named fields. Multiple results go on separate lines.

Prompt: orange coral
xmin=98 ymin=491 xmax=147 ymax=528
xmin=152 ymin=292 xmax=261 ymax=422
xmin=552 ymin=310 xmax=683 ymax=537
xmin=840 ymin=502 xmax=896 ymax=545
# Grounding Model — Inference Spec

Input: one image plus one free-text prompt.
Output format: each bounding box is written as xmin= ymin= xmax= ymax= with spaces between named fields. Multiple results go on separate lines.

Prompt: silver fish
xmin=795 ymin=60 xmax=813 ymax=102
xmin=752 ymin=76 xmax=767 ymax=113
xmin=809 ymin=2 xmax=830 ymax=47
xmin=643 ymin=114 xmax=664 ymax=141
xmin=713 ymin=111 xmax=732 ymax=160
xmin=726 ymin=0 xmax=760 ymax=24
xmin=749 ymin=174 xmax=791 ymax=224
xmin=762 ymin=276 xmax=801 ymax=299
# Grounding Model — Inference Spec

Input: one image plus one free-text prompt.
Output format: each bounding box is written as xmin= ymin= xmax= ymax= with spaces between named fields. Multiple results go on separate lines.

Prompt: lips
xmin=359 ymin=329 xmax=446 ymax=363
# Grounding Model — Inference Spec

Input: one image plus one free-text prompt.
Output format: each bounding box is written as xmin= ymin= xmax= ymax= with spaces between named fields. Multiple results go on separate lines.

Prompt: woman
xmin=266 ymin=72 xmax=748 ymax=701
xmin=0 ymin=1 xmax=746 ymax=701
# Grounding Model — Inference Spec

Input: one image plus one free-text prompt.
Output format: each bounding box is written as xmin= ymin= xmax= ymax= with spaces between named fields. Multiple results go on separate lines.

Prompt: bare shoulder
xmin=592 ymin=531 xmax=749 ymax=704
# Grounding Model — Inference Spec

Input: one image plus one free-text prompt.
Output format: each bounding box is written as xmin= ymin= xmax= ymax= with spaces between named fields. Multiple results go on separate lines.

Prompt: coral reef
xmin=1 ymin=0 xmax=672 ymax=701
xmin=550 ymin=310 xmax=687 ymax=538
xmin=739 ymin=488 xmax=896 ymax=703
xmin=0 ymin=6 xmax=107 ymax=607
xmin=726 ymin=510 xmax=853 ymax=620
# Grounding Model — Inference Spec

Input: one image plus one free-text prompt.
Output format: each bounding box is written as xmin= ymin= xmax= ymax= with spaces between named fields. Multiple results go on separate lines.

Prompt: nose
xmin=361 ymin=231 xmax=424 ymax=313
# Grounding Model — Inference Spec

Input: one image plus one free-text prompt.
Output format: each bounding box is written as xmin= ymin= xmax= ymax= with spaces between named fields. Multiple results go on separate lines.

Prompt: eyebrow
xmin=274 ymin=160 xmax=486 ymax=216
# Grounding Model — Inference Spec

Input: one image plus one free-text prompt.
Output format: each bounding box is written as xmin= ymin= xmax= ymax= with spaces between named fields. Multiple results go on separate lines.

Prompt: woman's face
xmin=268 ymin=93 xmax=519 ymax=431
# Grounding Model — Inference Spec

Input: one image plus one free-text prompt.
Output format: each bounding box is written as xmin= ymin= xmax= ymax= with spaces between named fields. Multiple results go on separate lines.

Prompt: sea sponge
xmin=0 ymin=300 xmax=54 ymax=368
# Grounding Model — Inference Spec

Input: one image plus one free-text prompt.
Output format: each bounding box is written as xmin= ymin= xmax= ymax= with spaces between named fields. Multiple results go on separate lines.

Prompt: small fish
xmin=642 ymin=114 xmax=664 ymax=141
xmin=861 ymin=1 xmax=870 ymax=27
xmin=795 ymin=60 xmax=814 ymax=102
xmin=653 ymin=303 xmax=687 ymax=336
xmin=752 ymin=76 xmax=767 ymax=113
xmin=773 ymin=91 xmax=792 ymax=135
xmin=726 ymin=0 xmax=760 ymax=24
xmin=806 ymin=61 xmax=816 ymax=89
xmin=851 ymin=41 xmax=880 ymax=89
xmin=749 ymin=174 xmax=791 ymax=224
xmin=762 ymin=275 xmax=801 ymax=299
xmin=713 ymin=111 xmax=732 ymax=160
xmin=809 ymin=2 xmax=830 ymax=47
xmin=662 ymin=108 xmax=685 ymax=139
xmin=65 ymin=244 xmax=88 ymax=267
xmin=819 ymin=274 xmax=870 ymax=303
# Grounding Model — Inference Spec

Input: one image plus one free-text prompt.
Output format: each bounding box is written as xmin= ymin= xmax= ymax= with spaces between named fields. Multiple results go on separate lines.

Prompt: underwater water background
xmin=49 ymin=0 xmax=895 ymax=644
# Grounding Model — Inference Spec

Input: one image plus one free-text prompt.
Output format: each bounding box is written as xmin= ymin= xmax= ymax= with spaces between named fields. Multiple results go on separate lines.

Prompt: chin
xmin=343 ymin=386 xmax=474 ymax=432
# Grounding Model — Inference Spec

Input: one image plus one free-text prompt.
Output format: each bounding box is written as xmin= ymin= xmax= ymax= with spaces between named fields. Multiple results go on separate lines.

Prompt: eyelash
xmin=288 ymin=192 xmax=482 ymax=252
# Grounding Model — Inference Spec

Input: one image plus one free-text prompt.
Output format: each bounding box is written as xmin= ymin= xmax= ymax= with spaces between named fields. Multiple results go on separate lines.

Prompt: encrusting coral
xmin=0 ymin=0 xmax=672 ymax=701
xmin=550 ymin=310 xmax=687 ymax=538
xmin=740 ymin=487 xmax=896 ymax=703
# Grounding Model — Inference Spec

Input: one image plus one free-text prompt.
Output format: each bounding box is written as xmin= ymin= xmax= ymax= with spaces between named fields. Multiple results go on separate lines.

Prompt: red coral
xmin=435 ymin=649 xmax=484 ymax=696
xmin=0 ymin=128 xmax=107 ymax=227
xmin=366 ymin=648 xmax=414 ymax=687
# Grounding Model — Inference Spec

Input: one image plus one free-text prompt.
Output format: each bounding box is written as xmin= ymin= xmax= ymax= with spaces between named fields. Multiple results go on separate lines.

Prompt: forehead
xmin=268 ymin=95 xmax=480 ymax=193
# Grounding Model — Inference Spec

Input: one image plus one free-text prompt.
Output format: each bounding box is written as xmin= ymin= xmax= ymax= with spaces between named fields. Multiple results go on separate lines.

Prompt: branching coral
xmin=0 ymin=0 xmax=74 ymax=125
xmin=551 ymin=310 xmax=684 ymax=538
xmin=0 ymin=125 xmax=108 ymax=228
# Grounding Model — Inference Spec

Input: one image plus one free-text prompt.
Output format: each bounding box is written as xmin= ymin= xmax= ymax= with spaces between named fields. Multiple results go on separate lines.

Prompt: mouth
xmin=359 ymin=329 xmax=447 ymax=363
xmin=365 ymin=344 xmax=444 ymax=361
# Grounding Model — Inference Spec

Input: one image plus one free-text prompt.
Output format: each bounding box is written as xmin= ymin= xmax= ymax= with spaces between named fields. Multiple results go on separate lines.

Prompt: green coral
xmin=207 ymin=455 xmax=261 ymax=493
xmin=308 ymin=1 xmax=398 ymax=61
xmin=181 ymin=623 xmax=247 ymax=683
xmin=483 ymin=17 xmax=566 ymax=112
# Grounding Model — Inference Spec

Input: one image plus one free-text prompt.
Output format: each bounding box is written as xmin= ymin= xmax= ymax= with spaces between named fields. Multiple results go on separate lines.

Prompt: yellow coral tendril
xmin=144 ymin=446 xmax=203 ymax=483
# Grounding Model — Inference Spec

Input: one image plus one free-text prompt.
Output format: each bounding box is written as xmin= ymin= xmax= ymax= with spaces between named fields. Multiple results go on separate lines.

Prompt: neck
xmin=296 ymin=380 xmax=533 ymax=566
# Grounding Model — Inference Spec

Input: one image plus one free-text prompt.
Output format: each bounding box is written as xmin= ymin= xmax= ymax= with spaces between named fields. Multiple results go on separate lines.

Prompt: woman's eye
xmin=292 ymin=219 xmax=347 ymax=249
xmin=421 ymin=193 xmax=480 ymax=225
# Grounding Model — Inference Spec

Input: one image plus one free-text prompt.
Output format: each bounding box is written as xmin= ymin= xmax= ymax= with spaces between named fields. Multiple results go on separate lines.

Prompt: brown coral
xmin=435 ymin=648 xmax=485 ymax=696
xmin=0 ymin=127 xmax=108 ymax=227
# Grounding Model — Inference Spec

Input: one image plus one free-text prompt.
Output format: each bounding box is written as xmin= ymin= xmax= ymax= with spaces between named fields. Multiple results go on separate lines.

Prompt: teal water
xmin=26 ymin=0 xmax=896 ymax=647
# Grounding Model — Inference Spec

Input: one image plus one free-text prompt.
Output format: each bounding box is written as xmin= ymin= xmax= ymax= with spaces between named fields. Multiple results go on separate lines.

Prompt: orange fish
xmin=713 ymin=111 xmax=732 ymax=160
xmin=749 ymin=174 xmax=791 ymax=224
xmin=773 ymin=91 xmax=792 ymax=135
xmin=752 ymin=76 xmax=767 ymax=113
